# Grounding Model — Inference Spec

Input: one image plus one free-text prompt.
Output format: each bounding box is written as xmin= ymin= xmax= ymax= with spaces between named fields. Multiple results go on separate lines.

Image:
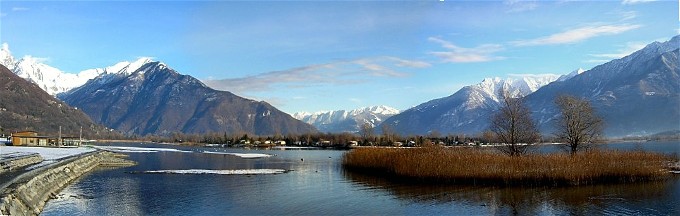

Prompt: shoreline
xmin=0 ymin=150 xmax=135 ymax=215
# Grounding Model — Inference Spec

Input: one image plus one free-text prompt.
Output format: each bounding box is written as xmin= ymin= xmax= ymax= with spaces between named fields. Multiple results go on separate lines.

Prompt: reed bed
xmin=342 ymin=146 xmax=675 ymax=186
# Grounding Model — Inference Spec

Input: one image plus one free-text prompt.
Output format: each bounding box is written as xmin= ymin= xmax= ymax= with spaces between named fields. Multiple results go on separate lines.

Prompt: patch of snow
xmin=137 ymin=169 xmax=287 ymax=175
xmin=0 ymin=146 xmax=96 ymax=169
xmin=200 ymin=151 xmax=273 ymax=158
xmin=0 ymin=146 xmax=95 ymax=161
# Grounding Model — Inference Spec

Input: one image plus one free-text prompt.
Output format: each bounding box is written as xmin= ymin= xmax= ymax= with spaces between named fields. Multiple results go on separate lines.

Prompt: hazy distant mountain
xmin=0 ymin=64 xmax=115 ymax=138
xmin=59 ymin=61 xmax=317 ymax=136
xmin=0 ymin=43 xmax=151 ymax=95
xmin=526 ymin=35 xmax=680 ymax=136
xmin=380 ymin=75 xmax=560 ymax=135
xmin=293 ymin=105 xmax=400 ymax=133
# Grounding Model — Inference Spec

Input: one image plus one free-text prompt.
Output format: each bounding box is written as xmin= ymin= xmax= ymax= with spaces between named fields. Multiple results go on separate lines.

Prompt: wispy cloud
xmin=24 ymin=55 xmax=51 ymax=63
xmin=386 ymin=57 xmax=432 ymax=68
xmin=511 ymin=24 xmax=642 ymax=46
xmin=12 ymin=7 xmax=29 ymax=12
xmin=587 ymin=41 xmax=648 ymax=62
xmin=504 ymin=0 xmax=538 ymax=13
xmin=619 ymin=11 xmax=638 ymax=21
xmin=203 ymin=57 xmax=423 ymax=95
xmin=428 ymin=37 xmax=505 ymax=63
xmin=622 ymin=0 xmax=657 ymax=5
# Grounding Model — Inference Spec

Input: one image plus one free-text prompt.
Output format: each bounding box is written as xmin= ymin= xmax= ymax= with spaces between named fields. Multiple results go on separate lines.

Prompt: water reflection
xmin=41 ymin=142 xmax=679 ymax=215
xmin=44 ymin=166 xmax=146 ymax=215
xmin=344 ymin=170 xmax=680 ymax=215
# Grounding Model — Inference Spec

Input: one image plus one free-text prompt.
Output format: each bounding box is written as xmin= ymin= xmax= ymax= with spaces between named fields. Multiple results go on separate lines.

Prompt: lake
xmin=42 ymin=141 xmax=679 ymax=215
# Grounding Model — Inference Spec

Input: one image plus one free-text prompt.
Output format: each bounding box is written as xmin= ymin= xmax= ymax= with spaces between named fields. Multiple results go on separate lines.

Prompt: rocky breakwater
xmin=0 ymin=153 xmax=43 ymax=175
xmin=0 ymin=151 xmax=135 ymax=215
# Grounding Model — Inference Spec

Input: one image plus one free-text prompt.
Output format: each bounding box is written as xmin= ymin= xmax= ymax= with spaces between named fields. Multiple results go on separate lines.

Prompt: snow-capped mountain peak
xmin=1 ymin=43 xmax=159 ymax=95
xmin=293 ymin=105 xmax=400 ymax=133
xmin=381 ymin=73 xmax=562 ymax=135
xmin=80 ymin=57 xmax=154 ymax=78
xmin=472 ymin=74 xmax=560 ymax=103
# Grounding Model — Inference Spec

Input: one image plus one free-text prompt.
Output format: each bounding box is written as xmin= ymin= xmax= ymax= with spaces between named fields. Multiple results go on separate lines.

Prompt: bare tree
xmin=381 ymin=124 xmax=395 ymax=146
xmin=359 ymin=123 xmax=374 ymax=144
xmin=554 ymin=95 xmax=604 ymax=155
xmin=489 ymin=91 xmax=540 ymax=156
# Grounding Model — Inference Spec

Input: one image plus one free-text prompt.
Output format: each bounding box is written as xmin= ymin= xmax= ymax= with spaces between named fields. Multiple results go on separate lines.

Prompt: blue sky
xmin=1 ymin=0 xmax=677 ymax=114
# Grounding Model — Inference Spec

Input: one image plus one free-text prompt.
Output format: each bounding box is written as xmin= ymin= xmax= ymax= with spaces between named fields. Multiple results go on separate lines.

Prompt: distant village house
xmin=7 ymin=131 xmax=83 ymax=147
xmin=10 ymin=131 xmax=50 ymax=146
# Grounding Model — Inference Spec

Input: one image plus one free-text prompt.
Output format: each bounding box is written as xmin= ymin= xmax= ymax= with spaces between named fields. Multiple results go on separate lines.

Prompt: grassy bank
xmin=342 ymin=146 xmax=676 ymax=186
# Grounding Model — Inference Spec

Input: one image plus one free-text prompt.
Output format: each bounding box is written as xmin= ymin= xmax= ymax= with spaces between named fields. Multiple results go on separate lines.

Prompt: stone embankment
xmin=0 ymin=153 xmax=43 ymax=175
xmin=0 ymin=151 xmax=135 ymax=215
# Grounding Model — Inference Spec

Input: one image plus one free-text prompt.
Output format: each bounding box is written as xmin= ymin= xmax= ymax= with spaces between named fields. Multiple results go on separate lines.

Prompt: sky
xmin=0 ymin=0 xmax=677 ymax=114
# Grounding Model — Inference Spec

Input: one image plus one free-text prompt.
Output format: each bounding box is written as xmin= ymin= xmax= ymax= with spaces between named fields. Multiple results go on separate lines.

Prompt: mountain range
xmin=2 ymin=36 xmax=678 ymax=138
xmin=525 ymin=35 xmax=680 ymax=136
xmin=379 ymin=74 xmax=562 ymax=135
xmin=380 ymin=36 xmax=680 ymax=137
xmin=58 ymin=61 xmax=317 ymax=136
xmin=1 ymin=44 xmax=316 ymax=136
xmin=0 ymin=43 xmax=152 ymax=95
xmin=0 ymin=64 xmax=116 ymax=138
xmin=293 ymin=105 xmax=400 ymax=133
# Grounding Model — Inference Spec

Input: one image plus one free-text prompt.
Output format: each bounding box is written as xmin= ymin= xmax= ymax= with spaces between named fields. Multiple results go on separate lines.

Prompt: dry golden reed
xmin=342 ymin=146 xmax=675 ymax=186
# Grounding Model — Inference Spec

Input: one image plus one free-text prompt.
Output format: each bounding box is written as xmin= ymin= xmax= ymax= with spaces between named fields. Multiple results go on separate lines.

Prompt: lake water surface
xmin=42 ymin=141 xmax=679 ymax=215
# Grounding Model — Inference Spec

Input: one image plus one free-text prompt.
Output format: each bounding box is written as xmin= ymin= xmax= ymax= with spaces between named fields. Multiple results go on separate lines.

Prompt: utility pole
xmin=79 ymin=126 xmax=83 ymax=146
xmin=58 ymin=126 xmax=62 ymax=146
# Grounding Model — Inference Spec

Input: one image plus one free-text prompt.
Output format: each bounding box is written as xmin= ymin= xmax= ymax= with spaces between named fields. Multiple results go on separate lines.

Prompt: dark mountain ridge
xmin=59 ymin=62 xmax=317 ymax=136
xmin=0 ymin=64 xmax=116 ymax=138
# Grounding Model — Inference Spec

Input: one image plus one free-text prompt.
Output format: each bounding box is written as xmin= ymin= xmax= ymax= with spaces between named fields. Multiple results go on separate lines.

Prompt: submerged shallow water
xmin=42 ymin=141 xmax=679 ymax=215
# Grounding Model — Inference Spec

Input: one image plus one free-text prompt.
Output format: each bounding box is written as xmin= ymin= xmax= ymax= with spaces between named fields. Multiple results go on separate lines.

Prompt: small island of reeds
xmin=342 ymin=146 xmax=677 ymax=186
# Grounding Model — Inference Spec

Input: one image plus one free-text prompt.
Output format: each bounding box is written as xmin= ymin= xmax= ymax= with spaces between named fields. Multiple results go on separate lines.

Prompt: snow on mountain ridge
xmin=293 ymin=105 xmax=400 ymax=133
xmin=0 ymin=43 xmax=155 ymax=95
xmin=471 ymin=74 xmax=560 ymax=104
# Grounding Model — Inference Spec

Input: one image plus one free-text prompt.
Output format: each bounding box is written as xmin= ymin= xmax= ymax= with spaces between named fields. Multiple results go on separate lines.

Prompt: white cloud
xmin=22 ymin=55 xmax=51 ymax=63
xmin=428 ymin=37 xmax=505 ymax=63
xmin=622 ymin=0 xmax=657 ymax=5
xmin=511 ymin=24 xmax=642 ymax=46
xmin=12 ymin=7 xmax=29 ymax=12
xmin=203 ymin=57 xmax=422 ymax=95
xmin=504 ymin=0 xmax=538 ymax=13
